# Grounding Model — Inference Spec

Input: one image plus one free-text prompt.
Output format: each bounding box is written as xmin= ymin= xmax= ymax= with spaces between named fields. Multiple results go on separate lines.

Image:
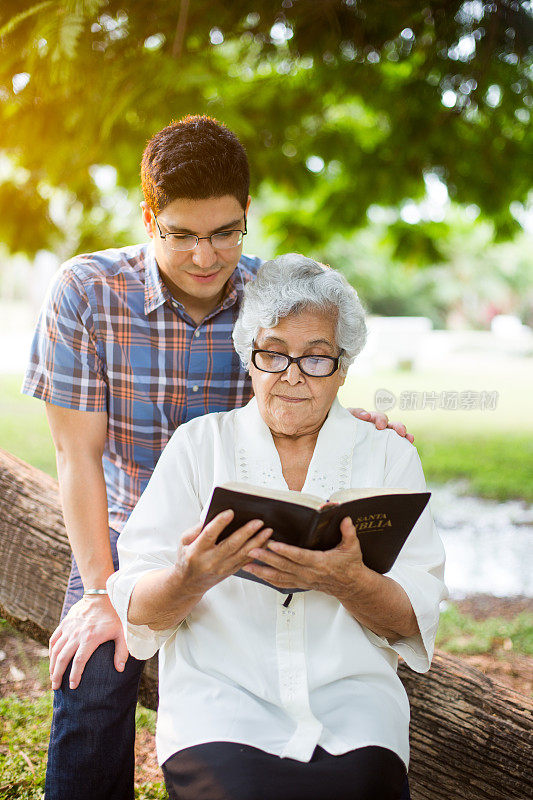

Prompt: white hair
xmin=233 ymin=253 xmax=367 ymax=374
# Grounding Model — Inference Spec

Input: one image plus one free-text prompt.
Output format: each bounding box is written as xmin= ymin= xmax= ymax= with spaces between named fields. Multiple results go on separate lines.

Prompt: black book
xmin=204 ymin=482 xmax=430 ymax=591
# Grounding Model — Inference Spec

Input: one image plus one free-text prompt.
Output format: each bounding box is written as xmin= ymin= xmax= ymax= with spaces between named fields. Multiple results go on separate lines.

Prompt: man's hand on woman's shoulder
xmin=348 ymin=408 xmax=414 ymax=444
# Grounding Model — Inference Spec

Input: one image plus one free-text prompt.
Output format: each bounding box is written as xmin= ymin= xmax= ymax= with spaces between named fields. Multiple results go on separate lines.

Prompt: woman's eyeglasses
xmin=251 ymin=349 xmax=342 ymax=378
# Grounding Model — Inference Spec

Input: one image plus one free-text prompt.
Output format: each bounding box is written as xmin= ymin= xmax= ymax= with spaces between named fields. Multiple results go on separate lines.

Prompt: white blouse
xmin=108 ymin=397 xmax=447 ymax=769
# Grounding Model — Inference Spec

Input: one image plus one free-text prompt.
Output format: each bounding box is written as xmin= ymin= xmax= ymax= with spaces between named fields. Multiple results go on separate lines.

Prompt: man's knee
xmin=56 ymin=640 xmax=144 ymax=710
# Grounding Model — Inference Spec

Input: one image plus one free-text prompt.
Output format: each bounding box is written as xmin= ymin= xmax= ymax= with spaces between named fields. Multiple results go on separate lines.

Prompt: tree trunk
xmin=0 ymin=447 xmax=531 ymax=799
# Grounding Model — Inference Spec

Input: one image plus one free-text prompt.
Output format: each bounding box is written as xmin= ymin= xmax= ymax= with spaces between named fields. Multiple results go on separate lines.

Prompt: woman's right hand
xmin=174 ymin=510 xmax=272 ymax=596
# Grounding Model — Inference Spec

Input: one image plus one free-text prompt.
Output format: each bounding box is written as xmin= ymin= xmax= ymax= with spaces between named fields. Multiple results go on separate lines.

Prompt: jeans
xmin=45 ymin=531 xmax=411 ymax=800
xmin=45 ymin=530 xmax=146 ymax=800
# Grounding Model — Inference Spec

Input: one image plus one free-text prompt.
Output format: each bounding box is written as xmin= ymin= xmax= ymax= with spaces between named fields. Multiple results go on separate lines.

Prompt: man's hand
xmin=49 ymin=595 xmax=129 ymax=690
xmin=241 ymin=516 xmax=368 ymax=597
xmin=349 ymin=408 xmax=414 ymax=444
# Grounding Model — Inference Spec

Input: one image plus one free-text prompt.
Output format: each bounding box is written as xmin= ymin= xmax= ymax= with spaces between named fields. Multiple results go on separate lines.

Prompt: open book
xmin=204 ymin=482 xmax=430 ymax=588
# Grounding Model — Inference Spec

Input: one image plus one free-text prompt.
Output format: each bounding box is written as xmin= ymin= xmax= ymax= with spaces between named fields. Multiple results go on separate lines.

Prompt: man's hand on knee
xmin=49 ymin=596 xmax=129 ymax=690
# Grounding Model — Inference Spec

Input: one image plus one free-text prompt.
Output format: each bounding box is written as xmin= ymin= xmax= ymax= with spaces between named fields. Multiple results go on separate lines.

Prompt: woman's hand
xmin=127 ymin=510 xmax=273 ymax=630
xmin=242 ymin=516 xmax=419 ymax=638
xmin=241 ymin=516 xmax=369 ymax=599
xmin=174 ymin=510 xmax=273 ymax=596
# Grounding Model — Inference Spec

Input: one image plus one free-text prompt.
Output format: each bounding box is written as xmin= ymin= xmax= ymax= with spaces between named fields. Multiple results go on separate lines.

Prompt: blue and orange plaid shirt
xmin=22 ymin=243 xmax=261 ymax=532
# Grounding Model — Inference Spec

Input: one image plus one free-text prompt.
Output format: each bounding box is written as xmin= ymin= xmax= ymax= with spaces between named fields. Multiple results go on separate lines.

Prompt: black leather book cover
xmin=204 ymin=485 xmax=430 ymax=582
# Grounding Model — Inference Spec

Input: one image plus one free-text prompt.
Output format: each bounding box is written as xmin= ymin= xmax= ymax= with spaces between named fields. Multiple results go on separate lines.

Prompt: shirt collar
xmin=200 ymin=262 xmax=247 ymax=322
xmin=235 ymin=396 xmax=358 ymax=499
xmin=218 ymin=266 xmax=244 ymax=310
xmin=144 ymin=245 xmax=246 ymax=317
xmin=144 ymin=243 xmax=171 ymax=315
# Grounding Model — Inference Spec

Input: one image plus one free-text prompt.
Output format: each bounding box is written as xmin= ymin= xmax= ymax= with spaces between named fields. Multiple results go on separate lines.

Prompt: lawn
xmin=0 ymin=376 xmax=56 ymax=478
xmin=0 ymin=695 xmax=167 ymax=799
xmin=339 ymin=362 xmax=533 ymax=501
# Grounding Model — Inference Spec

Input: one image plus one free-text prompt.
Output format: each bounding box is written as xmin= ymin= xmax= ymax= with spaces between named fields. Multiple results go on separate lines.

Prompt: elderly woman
xmin=108 ymin=255 xmax=447 ymax=800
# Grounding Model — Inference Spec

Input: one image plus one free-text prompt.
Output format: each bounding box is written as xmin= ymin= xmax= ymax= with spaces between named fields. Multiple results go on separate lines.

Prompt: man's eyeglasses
xmin=152 ymin=212 xmax=247 ymax=252
xmin=251 ymin=349 xmax=343 ymax=378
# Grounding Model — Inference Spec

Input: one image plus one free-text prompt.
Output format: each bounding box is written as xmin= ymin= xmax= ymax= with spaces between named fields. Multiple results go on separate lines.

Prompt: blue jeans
xmin=45 ymin=531 xmax=411 ymax=800
xmin=45 ymin=530 xmax=146 ymax=800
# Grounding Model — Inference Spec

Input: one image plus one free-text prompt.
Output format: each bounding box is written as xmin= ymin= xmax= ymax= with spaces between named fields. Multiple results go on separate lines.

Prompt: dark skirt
xmin=162 ymin=741 xmax=408 ymax=800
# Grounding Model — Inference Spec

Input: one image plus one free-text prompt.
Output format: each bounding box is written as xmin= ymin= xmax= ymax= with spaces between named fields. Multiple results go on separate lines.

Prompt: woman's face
xmin=250 ymin=308 xmax=346 ymax=438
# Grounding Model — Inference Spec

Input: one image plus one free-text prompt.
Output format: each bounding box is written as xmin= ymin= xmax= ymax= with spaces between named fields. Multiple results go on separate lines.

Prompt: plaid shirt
xmin=22 ymin=243 xmax=261 ymax=532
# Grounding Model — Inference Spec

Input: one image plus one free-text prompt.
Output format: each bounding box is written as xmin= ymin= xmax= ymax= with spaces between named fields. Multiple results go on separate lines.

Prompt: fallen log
xmin=0 ymin=447 xmax=531 ymax=799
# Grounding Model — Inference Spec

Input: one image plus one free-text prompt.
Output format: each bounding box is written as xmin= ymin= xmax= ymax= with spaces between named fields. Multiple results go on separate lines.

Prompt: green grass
xmin=135 ymin=705 xmax=157 ymax=736
xmin=0 ymin=694 xmax=50 ymax=799
xmin=416 ymin=433 xmax=533 ymax=501
xmin=340 ymin=361 xmax=533 ymax=438
xmin=0 ymin=376 xmax=56 ymax=478
xmin=338 ymin=363 xmax=533 ymax=501
xmin=436 ymin=605 xmax=533 ymax=656
xmin=0 ymin=691 xmax=167 ymax=800
xmin=134 ymin=783 xmax=168 ymax=800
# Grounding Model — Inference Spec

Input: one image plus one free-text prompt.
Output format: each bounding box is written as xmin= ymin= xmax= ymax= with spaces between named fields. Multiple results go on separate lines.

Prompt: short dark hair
xmin=141 ymin=115 xmax=250 ymax=213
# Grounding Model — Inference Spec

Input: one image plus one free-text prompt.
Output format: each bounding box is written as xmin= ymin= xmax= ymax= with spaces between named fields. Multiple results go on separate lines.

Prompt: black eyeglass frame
xmin=152 ymin=212 xmax=247 ymax=251
xmin=251 ymin=349 xmax=343 ymax=378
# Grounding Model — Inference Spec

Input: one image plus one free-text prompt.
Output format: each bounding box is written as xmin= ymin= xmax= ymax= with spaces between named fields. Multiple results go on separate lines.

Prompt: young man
xmin=23 ymin=115 xmax=412 ymax=800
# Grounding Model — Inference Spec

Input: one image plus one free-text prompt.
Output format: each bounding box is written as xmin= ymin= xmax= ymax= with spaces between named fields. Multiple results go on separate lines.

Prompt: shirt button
xmin=192 ymin=385 xmax=199 ymax=392
xmin=194 ymin=330 xmax=200 ymax=338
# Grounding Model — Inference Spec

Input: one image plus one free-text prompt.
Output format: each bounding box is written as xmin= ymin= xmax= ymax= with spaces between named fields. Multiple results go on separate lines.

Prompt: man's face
xmin=142 ymin=194 xmax=250 ymax=320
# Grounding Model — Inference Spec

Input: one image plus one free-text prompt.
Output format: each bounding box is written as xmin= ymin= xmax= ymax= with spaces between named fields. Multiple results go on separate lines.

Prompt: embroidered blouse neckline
xmin=234 ymin=397 xmax=358 ymax=499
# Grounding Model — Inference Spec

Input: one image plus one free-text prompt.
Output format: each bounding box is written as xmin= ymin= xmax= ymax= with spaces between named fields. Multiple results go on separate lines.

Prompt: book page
xmin=329 ymin=487 xmax=421 ymax=504
xmin=220 ymin=482 xmax=324 ymax=510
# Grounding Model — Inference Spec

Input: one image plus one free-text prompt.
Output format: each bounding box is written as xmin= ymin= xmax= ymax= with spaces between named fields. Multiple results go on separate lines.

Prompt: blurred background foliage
xmin=0 ymin=0 xmax=532 ymax=323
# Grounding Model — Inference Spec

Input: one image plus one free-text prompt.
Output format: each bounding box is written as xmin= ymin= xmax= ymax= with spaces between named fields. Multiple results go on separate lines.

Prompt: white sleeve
xmin=379 ymin=438 xmax=448 ymax=673
xmin=107 ymin=428 xmax=203 ymax=660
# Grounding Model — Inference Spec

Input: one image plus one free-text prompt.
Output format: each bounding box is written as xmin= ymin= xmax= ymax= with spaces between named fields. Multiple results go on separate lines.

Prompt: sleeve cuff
xmin=385 ymin=564 xmax=448 ymax=673
xmin=21 ymin=379 xmax=108 ymax=412
xmin=107 ymin=571 xmax=179 ymax=661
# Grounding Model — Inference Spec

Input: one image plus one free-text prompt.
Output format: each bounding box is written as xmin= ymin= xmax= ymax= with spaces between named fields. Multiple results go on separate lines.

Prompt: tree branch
xmin=172 ymin=0 xmax=190 ymax=59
